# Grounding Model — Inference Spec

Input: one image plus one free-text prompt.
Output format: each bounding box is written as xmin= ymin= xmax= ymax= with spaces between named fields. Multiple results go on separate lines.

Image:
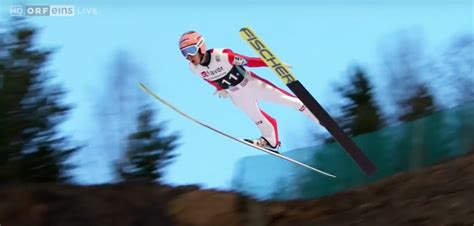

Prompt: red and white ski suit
xmin=189 ymin=48 xmax=319 ymax=147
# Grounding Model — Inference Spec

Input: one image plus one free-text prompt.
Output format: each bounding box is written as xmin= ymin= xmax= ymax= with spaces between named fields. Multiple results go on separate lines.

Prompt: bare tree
xmin=434 ymin=33 xmax=474 ymax=106
xmin=94 ymin=50 xmax=149 ymax=180
xmin=378 ymin=29 xmax=438 ymax=170
xmin=379 ymin=29 xmax=438 ymax=122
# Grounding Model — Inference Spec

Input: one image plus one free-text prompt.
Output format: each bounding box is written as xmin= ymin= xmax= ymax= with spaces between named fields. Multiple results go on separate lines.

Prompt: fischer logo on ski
xmin=239 ymin=27 xmax=377 ymax=176
xmin=240 ymin=27 xmax=296 ymax=84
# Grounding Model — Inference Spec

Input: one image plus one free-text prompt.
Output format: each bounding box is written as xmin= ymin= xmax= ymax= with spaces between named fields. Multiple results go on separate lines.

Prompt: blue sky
xmin=1 ymin=0 xmax=472 ymax=189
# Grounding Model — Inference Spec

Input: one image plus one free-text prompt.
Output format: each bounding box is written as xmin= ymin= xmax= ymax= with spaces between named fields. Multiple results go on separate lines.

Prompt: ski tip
xmin=322 ymin=172 xmax=336 ymax=178
xmin=318 ymin=171 xmax=336 ymax=178
xmin=239 ymin=26 xmax=252 ymax=33
xmin=138 ymin=83 xmax=148 ymax=91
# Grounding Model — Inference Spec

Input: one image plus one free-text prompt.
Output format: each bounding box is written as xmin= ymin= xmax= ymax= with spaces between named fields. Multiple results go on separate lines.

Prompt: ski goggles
xmin=180 ymin=45 xmax=199 ymax=57
xmin=180 ymin=38 xmax=204 ymax=57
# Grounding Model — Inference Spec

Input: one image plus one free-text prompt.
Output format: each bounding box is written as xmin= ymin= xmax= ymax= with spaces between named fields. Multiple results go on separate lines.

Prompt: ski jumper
xmin=188 ymin=48 xmax=320 ymax=147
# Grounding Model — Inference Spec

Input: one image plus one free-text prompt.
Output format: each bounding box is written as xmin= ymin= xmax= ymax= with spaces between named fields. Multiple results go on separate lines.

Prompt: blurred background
xmin=0 ymin=0 xmax=473 ymax=202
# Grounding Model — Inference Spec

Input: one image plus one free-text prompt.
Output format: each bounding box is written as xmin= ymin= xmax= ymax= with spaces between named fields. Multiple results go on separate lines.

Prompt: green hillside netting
xmin=232 ymin=102 xmax=474 ymax=200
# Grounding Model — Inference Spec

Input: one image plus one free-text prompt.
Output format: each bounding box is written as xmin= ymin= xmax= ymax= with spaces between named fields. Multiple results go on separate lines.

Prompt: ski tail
xmin=239 ymin=27 xmax=377 ymax=176
xmin=139 ymin=83 xmax=336 ymax=178
xmin=289 ymin=81 xmax=377 ymax=175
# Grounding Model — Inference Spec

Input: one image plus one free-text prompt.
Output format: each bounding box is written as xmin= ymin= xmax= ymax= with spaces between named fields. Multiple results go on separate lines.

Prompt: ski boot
xmin=244 ymin=137 xmax=281 ymax=154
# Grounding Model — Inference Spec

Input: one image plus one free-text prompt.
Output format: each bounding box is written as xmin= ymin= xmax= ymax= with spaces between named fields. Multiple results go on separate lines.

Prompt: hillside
xmin=1 ymin=152 xmax=473 ymax=226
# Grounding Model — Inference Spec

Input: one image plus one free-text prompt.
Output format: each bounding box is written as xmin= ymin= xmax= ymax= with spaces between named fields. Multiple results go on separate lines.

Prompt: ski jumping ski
xmin=139 ymin=83 xmax=336 ymax=178
xmin=239 ymin=27 xmax=377 ymax=176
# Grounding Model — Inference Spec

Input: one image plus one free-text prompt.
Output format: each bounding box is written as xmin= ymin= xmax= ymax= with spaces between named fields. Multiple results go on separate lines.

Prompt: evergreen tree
xmin=315 ymin=66 xmax=385 ymax=144
xmin=336 ymin=66 xmax=385 ymax=135
xmin=0 ymin=20 xmax=79 ymax=183
xmin=116 ymin=106 xmax=180 ymax=183
xmin=397 ymin=84 xmax=436 ymax=121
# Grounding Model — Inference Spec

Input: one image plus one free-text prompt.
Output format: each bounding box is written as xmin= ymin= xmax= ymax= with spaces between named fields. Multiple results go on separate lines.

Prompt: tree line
xmin=0 ymin=20 xmax=180 ymax=185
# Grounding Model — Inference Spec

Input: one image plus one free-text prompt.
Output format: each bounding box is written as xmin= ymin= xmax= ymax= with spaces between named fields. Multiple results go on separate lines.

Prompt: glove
xmin=213 ymin=89 xmax=229 ymax=99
